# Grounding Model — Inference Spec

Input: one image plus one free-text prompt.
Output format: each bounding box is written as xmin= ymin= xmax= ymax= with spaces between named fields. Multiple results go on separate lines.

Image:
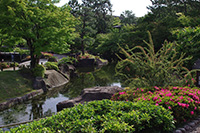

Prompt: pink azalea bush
xmin=111 ymin=86 xmax=200 ymax=123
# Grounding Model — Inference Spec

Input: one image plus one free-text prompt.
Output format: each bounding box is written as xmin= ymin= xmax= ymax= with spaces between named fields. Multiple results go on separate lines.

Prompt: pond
xmin=0 ymin=63 xmax=123 ymax=129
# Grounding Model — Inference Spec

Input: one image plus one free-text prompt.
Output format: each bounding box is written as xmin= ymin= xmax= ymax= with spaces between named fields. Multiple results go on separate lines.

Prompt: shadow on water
xmin=0 ymin=63 xmax=123 ymax=128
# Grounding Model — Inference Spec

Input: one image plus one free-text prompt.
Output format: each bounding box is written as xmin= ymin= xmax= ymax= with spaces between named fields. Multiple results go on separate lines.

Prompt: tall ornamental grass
xmin=116 ymin=31 xmax=195 ymax=88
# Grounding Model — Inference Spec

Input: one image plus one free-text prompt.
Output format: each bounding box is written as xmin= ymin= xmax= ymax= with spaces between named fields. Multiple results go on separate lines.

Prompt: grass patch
xmin=0 ymin=70 xmax=33 ymax=103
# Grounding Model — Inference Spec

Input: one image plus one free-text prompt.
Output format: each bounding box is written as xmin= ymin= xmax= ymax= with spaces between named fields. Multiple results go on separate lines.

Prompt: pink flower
xmin=195 ymin=107 xmax=197 ymax=110
xmin=126 ymin=99 xmax=128 ymax=102
xmin=148 ymin=91 xmax=153 ymax=94
xmin=133 ymin=93 xmax=135 ymax=95
xmin=154 ymin=86 xmax=159 ymax=90
xmin=188 ymin=84 xmax=190 ymax=87
xmin=173 ymin=87 xmax=178 ymax=89
xmin=191 ymin=111 xmax=194 ymax=115
xmin=168 ymin=106 xmax=172 ymax=110
xmin=155 ymin=103 xmax=159 ymax=106
xmin=119 ymin=92 xmax=126 ymax=95
xmin=153 ymin=97 xmax=158 ymax=101
xmin=141 ymin=89 xmax=144 ymax=92
xmin=192 ymin=78 xmax=194 ymax=81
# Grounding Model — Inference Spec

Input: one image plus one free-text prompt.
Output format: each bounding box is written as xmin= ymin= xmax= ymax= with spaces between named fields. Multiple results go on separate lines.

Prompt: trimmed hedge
xmin=2 ymin=100 xmax=175 ymax=133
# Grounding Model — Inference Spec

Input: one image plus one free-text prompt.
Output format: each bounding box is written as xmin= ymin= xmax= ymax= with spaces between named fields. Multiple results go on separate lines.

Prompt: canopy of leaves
xmin=0 ymin=0 xmax=77 ymax=68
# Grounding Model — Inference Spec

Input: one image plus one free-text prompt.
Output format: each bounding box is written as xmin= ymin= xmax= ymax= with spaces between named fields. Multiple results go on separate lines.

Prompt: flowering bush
xmin=111 ymin=86 xmax=200 ymax=123
xmin=0 ymin=62 xmax=9 ymax=68
xmin=41 ymin=52 xmax=53 ymax=59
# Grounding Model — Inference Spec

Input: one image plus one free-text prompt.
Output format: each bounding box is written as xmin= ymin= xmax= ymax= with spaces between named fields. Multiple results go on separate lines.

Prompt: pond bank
xmin=0 ymin=69 xmax=69 ymax=111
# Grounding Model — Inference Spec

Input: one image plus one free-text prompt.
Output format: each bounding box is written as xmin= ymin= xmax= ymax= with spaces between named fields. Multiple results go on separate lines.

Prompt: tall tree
xmin=68 ymin=0 xmax=96 ymax=55
xmin=120 ymin=10 xmax=137 ymax=25
xmin=148 ymin=0 xmax=200 ymax=18
xmin=89 ymin=0 xmax=112 ymax=34
xmin=0 ymin=0 xmax=76 ymax=68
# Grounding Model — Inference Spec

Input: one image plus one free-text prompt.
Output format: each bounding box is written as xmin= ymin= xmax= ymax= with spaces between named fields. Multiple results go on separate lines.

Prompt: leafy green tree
xmin=120 ymin=10 xmax=137 ymax=25
xmin=0 ymin=0 xmax=76 ymax=69
xmin=172 ymin=26 xmax=200 ymax=69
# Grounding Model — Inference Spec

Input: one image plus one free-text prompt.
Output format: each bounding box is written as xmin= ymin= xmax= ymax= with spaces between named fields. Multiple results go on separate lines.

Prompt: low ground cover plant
xmin=58 ymin=56 xmax=77 ymax=65
xmin=1 ymin=100 xmax=175 ymax=132
xmin=77 ymin=53 xmax=107 ymax=63
xmin=111 ymin=86 xmax=200 ymax=123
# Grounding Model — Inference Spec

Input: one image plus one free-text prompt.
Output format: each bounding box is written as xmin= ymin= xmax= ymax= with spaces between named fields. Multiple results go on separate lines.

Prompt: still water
xmin=0 ymin=63 xmax=122 ymax=127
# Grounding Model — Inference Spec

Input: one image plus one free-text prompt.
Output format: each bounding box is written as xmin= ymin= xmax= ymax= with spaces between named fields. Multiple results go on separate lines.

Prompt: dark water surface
xmin=0 ymin=63 xmax=122 ymax=127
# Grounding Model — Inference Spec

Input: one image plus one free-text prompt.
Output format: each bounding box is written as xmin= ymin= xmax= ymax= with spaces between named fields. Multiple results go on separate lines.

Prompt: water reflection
xmin=0 ymin=63 xmax=122 ymax=127
xmin=61 ymin=63 xmax=122 ymax=99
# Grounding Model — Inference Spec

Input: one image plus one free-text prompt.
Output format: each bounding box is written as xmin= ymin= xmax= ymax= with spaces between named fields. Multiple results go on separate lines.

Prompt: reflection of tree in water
xmin=29 ymin=100 xmax=43 ymax=120
xmin=60 ymin=63 xmax=121 ymax=99
xmin=0 ymin=104 xmax=28 ymax=125
xmin=29 ymin=95 xmax=55 ymax=120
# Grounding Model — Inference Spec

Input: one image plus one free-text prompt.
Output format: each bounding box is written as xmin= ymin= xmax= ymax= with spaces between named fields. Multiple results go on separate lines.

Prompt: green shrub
xmin=111 ymin=86 xmax=200 ymax=123
xmin=10 ymin=62 xmax=19 ymax=67
xmin=58 ymin=56 xmax=77 ymax=65
xmin=47 ymin=56 xmax=57 ymax=62
xmin=32 ymin=65 xmax=45 ymax=78
xmin=44 ymin=62 xmax=58 ymax=71
xmin=3 ymin=100 xmax=175 ymax=133
xmin=0 ymin=62 xmax=9 ymax=68
xmin=116 ymin=31 xmax=195 ymax=88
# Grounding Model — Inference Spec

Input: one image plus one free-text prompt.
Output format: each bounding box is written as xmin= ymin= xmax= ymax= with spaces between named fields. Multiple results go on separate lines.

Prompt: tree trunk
xmin=27 ymin=39 xmax=38 ymax=69
xmin=81 ymin=17 xmax=86 ymax=55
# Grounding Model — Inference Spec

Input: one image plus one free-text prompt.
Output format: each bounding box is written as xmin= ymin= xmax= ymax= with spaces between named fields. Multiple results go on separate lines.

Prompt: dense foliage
xmin=173 ymin=26 xmax=200 ymax=69
xmin=1 ymin=100 xmax=175 ymax=132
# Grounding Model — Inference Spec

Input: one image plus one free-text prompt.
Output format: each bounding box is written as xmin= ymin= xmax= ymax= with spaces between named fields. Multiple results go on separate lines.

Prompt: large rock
xmin=76 ymin=59 xmax=95 ymax=67
xmin=56 ymin=86 xmax=123 ymax=112
xmin=33 ymin=77 xmax=47 ymax=92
